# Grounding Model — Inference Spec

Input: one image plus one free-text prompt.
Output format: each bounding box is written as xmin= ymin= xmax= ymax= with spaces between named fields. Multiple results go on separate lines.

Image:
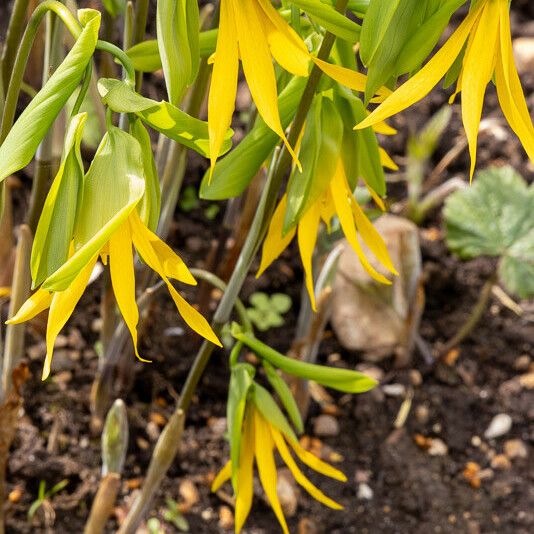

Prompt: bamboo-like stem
xmin=0 ymin=226 xmax=32 ymax=401
xmin=119 ymin=3 xmax=349 ymax=530
xmin=1 ymin=0 xmax=31 ymax=91
xmin=439 ymin=272 xmax=497 ymax=357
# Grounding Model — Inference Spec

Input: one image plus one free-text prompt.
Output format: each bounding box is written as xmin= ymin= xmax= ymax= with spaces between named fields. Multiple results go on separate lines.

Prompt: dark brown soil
xmin=1 ymin=2 xmax=533 ymax=534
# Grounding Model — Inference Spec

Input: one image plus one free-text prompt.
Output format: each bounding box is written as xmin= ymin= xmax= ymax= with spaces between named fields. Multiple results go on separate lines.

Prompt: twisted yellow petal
xmin=211 ymin=460 xmax=232 ymax=492
xmin=271 ymin=426 xmax=343 ymax=510
xmin=253 ymin=411 xmax=289 ymax=534
xmin=129 ymin=211 xmax=221 ymax=347
xmin=235 ymin=410 xmax=255 ymax=534
xmin=208 ymin=0 xmax=239 ymax=171
xmin=257 ymin=195 xmax=296 ymax=278
xmin=6 ymin=289 xmax=52 ymax=324
xmin=355 ymin=5 xmax=481 ymax=130
xmin=44 ymin=255 xmax=97 ymax=380
xmin=460 ymin=0 xmax=500 ymax=177
xmin=297 ymin=200 xmax=321 ymax=311
xmin=109 ymin=221 xmax=149 ymax=363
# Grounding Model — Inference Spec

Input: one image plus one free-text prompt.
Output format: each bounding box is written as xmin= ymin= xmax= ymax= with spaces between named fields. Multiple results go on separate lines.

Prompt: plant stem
xmin=118 ymin=3 xmax=348 ymax=530
xmin=132 ymin=0 xmax=149 ymax=91
xmin=1 ymin=0 xmax=31 ymax=91
xmin=439 ymin=272 xmax=497 ymax=357
xmin=0 ymin=226 xmax=31 ymax=402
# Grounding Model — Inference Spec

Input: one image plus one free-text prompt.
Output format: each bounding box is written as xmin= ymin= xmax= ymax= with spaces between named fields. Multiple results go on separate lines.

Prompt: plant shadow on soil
xmin=2 ymin=1 xmax=534 ymax=533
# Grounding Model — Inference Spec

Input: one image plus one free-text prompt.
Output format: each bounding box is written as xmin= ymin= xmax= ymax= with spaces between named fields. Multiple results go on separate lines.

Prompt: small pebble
xmin=490 ymin=454 xmax=511 ymax=470
xmin=409 ymin=369 xmax=423 ymax=387
xmin=503 ymin=439 xmax=528 ymax=460
xmin=277 ymin=469 xmax=298 ymax=517
xmin=484 ymin=414 xmax=513 ymax=439
xmin=146 ymin=422 xmax=160 ymax=441
xmin=357 ymin=483 xmax=374 ymax=500
xmin=471 ymin=436 xmax=482 ymax=447
xmin=355 ymin=364 xmax=384 ymax=382
xmin=218 ymin=506 xmax=234 ymax=530
xmin=514 ymin=354 xmax=531 ymax=371
xmin=179 ymin=479 xmax=200 ymax=509
xmin=415 ymin=404 xmax=430 ymax=424
xmin=313 ymin=415 xmax=339 ymax=437
xmin=298 ymin=518 xmax=318 ymax=534
xmin=428 ymin=438 xmax=448 ymax=456
xmin=354 ymin=470 xmax=371 ymax=484
xmin=382 ymin=384 xmax=406 ymax=397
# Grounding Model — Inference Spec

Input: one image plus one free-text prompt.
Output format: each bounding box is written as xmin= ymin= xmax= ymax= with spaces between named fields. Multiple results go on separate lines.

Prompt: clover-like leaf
xmin=444 ymin=166 xmax=534 ymax=299
xmin=270 ymin=293 xmax=292 ymax=314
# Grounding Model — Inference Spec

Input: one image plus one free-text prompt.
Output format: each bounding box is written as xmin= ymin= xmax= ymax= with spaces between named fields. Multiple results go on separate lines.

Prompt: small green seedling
xmin=441 ymin=166 xmax=534 ymax=352
xmin=163 ymin=497 xmax=190 ymax=532
xmin=179 ymin=185 xmax=200 ymax=213
xmin=246 ymin=292 xmax=292 ymax=331
xmin=28 ymin=479 xmax=69 ymax=521
xmin=146 ymin=517 xmax=165 ymax=534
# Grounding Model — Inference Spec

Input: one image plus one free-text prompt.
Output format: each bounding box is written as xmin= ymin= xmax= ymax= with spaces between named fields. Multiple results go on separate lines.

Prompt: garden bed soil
xmin=2 ymin=1 xmax=533 ymax=533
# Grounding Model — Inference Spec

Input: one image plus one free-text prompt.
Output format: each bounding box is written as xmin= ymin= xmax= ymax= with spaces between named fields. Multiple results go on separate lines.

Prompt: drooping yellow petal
xmin=286 ymin=437 xmax=347 ymax=482
xmin=208 ymin=0 xmax=239 ymax=171
xmin=494 ymin=0 xmax=534 ymax=163
xmin=235 ymin=410 xmax=255 ymax=534
xmin=44 ymin=255 xmax=97 ymax=380
xmin=349 ymin=198 xmax=397 ymax=275
xmin=253 ymin=411 xmax=289 ymax=534
xmin=109 ymin=221 xmax=150 ymax=363
xmin=460 ymin=0 xmax=499 ymax=177
xmin=271 ymin=426 xmax=343 ymax=510
xmin=330 ymin=164 xmax=392 ymax=285
xmin=137 ymin=224 xmax=196 ymax=285
xmin=129 ymin=211 xmax=221 ymax=347
xmin=211 ymin=460 xmax=232 ymax=492
xmin=297 ymin=201 xmax=321 ymax=312
xmin=257 ymin=0 xmax=310 ymax=77
xmin=6 ymin=289 xmax=52 ymax=324
xmin=257 ymin=195 xmax=296 ymax=278
xmin=366 ymin=184 xmax=386 ymax=212
xmin=234 ymin=0 xmax=300 ymax=168
xmin=378 ymin=147 xmax=398 ymax=171
xmin=313 ymin=58 xmax=390 ymax=102
xmin=355 ymin=6 xmax=482 ymax=130
xmin=372 ymin=120 xmax=397 ymax=136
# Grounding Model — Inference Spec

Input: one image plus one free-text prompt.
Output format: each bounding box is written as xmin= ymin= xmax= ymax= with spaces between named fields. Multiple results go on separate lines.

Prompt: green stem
xmin=439 ymin=272 xmax=497 ymax=357
xmin=1 ymin=0 xmax=31 ymax=92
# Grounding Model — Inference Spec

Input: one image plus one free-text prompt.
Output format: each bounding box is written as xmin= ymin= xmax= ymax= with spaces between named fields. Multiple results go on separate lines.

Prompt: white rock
xmin=357 ymin=483 xmax=374 ymax=500
xmin=428 ymin=438 xmax=448 ymax=456
xmin=277 ymin=469 xmax=299 ymax=517
xmin=382 ymin=384 xmax=406 ymax=397
xmin=484 ymin=414 xmax=513 ymax=439
xmin=313 ymin=415 xmax=340 ymax=437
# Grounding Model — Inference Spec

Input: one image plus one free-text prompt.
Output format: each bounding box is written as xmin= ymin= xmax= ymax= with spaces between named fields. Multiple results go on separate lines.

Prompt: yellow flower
xmin=212 ymin=406 xmax=347 ymax=534
xmin=7 ymin=209 xmax=221 ymax=380
xmin=208 ymin=0 xmax=389 ymax=172
xmin=356 ymin=0 xmax=534 ymax=178
xmin=257 ymin=159 xmax=398 ymax=311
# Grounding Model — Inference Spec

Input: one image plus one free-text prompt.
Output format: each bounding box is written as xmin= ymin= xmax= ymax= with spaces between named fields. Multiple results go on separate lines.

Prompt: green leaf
xmin=337 ymin=88 xmax=385 ymax=195
xmin=130 ymin=118 xmax=161 ymax=232
xmin=227 ymin=364 xmax=254 ymax=490
xmin=102 ymin=0 xmax=126 ymax=17
xmin=271 ymin=293 xmax=292 ymax=314
xmin=395 ymin=0 xmax=466 ymax=75
xmin=157 ymin=0 xmax=199 ymax=105
xmin=263 ymin=361 xmax=304 ymax=434
xmin=359 ymin=0 xmax=401 ymax=66
xmin=444 ymin=166 xmax=534 ymax=298
xmin=236 ymin=331 xmax=378 ymax=393
xmin=199 ymin=76 xmax=307 ymax=200
xmin=43 ymin=127 xmax=145 ymax=291
xmin=98 ymin=78 xmax=232 ymax=158
xmin=283 ymin=94 xmax=344 ymax=233
xmin=289 ymin=0 xmax=361 ymax=42
xmin=0 ymin=10 xmax=101 ymax=184
xmin=31 ymin=113 xmax=87 ymax=288
xmin=361 ymin=0 xmax=423 ymax=103
xmin=252 ymin=383 xmax=298 ymax=442
xmin=126 ymin=30 xmax=218 ymax=73
xmin=249 ymin=292 xmax=271 ymax=311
